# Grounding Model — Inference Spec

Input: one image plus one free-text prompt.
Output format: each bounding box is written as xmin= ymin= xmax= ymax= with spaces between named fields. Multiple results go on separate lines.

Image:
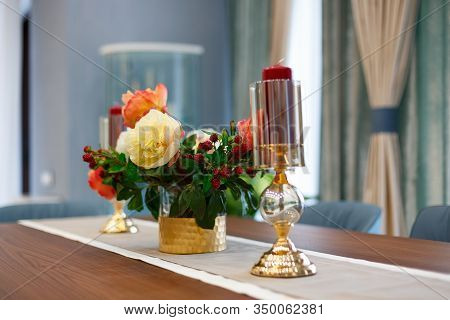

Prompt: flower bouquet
xmin=83 ymin=84 xmax=267 ymax=253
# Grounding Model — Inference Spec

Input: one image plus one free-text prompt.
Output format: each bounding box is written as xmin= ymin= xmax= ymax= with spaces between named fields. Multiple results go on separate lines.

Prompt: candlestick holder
xmin=100 ymin=198 xmax=138 ymax=234
xmin=249 ymin=71 xmax=316 ymax=278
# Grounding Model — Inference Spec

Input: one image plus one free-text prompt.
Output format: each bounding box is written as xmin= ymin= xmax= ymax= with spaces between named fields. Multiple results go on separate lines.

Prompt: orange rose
xmin=122 ymin=84 xmax=168 ymax=128
xmin=237 ymin=117 xmax=253 ymax=152
xmin=88 ymin=167 xmax=116 ymax=200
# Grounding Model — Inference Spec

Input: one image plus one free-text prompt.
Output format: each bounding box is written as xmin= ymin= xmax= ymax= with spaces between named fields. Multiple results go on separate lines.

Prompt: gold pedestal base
xmin=100 ymin=212 xmax=138 ymax=234
xmin=100 ymin=200 xmax=138 ymax=234
xmin=251 ymin=222 xmax=316 ymax=278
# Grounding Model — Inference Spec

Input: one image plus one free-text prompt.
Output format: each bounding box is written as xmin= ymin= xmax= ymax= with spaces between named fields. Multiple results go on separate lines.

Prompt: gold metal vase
xmin=159 ymin=216 xmax=226 ymax=254
xmin=100 ymin=198 xmax=138 ymax=234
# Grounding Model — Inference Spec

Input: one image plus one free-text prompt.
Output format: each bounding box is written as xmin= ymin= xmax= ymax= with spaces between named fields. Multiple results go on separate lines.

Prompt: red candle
xmin=262 ymin=64 xmax=292 ymax=81
xmin=109 ymin=105 xmax=124 ymax=148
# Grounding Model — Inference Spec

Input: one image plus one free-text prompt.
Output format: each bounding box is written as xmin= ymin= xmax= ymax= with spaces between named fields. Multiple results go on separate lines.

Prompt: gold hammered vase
xmin=158 ymin=216 xmax=226 ymax=254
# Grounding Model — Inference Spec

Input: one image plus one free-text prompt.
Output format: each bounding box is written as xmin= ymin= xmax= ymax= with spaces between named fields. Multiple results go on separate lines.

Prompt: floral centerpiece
xmin=83 ymin=84 xmax=267 ymax=253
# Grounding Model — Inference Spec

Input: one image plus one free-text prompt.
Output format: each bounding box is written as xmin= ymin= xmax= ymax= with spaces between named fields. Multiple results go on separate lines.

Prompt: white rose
xmin=115 ymin=131 xmax=129 ymax=156
xmin=122 ymin=109 xmax=182 ymax=169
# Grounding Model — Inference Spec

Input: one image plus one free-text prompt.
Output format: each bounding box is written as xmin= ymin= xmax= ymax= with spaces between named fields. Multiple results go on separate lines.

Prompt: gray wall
xmin=30 ymin=0 xmax=231 ymax=203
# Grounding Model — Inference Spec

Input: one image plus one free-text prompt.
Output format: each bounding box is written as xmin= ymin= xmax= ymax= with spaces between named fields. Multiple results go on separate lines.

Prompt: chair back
xmin=410 ymin=206 xmax=450 ymax=242
xmin=300 ymin=201 xmax=381 ymax=233
xmin=0 ymin=201 xmax=108 ymax=223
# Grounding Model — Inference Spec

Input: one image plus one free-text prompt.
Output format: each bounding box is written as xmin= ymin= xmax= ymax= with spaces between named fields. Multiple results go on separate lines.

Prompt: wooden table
xmin=0 ymin=217 xmax=449 ymax=299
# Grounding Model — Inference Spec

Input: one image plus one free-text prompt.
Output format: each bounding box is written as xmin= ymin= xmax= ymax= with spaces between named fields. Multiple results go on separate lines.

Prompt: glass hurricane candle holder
xmin=249 ymin=66 xmax=316 ymax=278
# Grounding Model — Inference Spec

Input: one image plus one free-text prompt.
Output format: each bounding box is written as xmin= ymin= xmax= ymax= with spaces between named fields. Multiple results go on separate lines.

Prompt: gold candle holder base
xmin=251 ymin=221 xmax=316 ymax=278
xmin=100 ymin=199 xmax=138 ymax=234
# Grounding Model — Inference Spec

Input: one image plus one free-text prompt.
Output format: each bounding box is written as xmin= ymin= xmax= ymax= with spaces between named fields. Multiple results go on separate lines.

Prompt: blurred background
xmin=0 ymin=0 xmax=448 ymax=236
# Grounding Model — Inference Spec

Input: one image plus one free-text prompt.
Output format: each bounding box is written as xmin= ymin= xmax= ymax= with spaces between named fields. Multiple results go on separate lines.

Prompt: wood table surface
xmin=0 ymin=216 xmax=449 ymax=299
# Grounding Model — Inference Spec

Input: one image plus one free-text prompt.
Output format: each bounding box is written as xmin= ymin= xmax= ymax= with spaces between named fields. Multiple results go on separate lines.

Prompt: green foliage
xmin=198 ymin=190 xmax=225 ymax=229
xmin=145 ymin=187 xmax=160 ymax=220
xmin=83 ymin=120 xmax=263 ymax=229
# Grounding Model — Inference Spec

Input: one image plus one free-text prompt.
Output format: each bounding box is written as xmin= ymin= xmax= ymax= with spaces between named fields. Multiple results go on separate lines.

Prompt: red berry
xmin=231 ymin=145 xmax=241 ymax=160
xmin=199 ymin=141 xmax=213 ymax=151
xmin=194 ymin=154 xmax=204 ymax=163
xmin=83 ymin=145 xmax=92 ymax=153
xmin=212 ymin=168 xmax=220 ymax=176
xmin=99 ymin=168 xmax=106 ymax=178
xmin=246 ymin=167 xmax=254 ymax=175
xmin=234 ymin=166 xmax=243 ymax=175
xmin=184 ymin=154 xmax=194 ymax=159
xmin=220 ymin=166 xmax=231 ymax=178
xmin=89 ymin=162 xmax=96 ymax=169
xmin=211 ymin=177 xmax=221 ymax=190
xmin=209 ymin=133 xmax=218 ymax=143
xmin=234 ymin=135 xmax=242 ymax=144
xmin=83 ymin=153 xmax=93 ymax=163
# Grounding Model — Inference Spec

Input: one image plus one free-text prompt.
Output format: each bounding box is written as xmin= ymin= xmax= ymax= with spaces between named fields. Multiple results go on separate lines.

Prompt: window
xmin=286 ymin=0 xmax=322 ymax=200
xmin=0 ymin=0 xmax=23 ymax=205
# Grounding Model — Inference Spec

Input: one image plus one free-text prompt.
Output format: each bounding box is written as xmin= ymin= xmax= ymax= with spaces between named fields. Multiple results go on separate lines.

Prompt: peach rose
xmin=122 ymin=84 xmax=168 ymax=128
xmin=237 ymin=117 xmax=253 ymax=152
xmin=88 ymin=167 xmax=116 ymax=200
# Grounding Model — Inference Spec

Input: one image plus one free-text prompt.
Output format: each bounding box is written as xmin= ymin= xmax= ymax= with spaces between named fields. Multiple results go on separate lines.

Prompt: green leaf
xmin=169 ymin=197 xmax=180 ymax=217
xmin=235 ymin=177 xmax=254 ymax=192
xmin=117 ymin=187 xmax=134 ymax=201
xmin=102 ymin=176 xmax=113 ymax=185
xmin=178 ymin=187 xmax=195 ymax=216
xmin=244 ymin=189 xmax=259 ymax=212
xmin=125 ymin=161 xmax=139 ymax=181
xmin=109 ymin=164 xmax=125 ymax=173
xmin=191 ymin=190 xmax=206 ymax=221
xmin=145 ymin=187 xmax=160 ymax=219
xmin=180 ymin=157 xmax=196 ymax=174
xmin=197 ymin=191 xmax=225 ymax=229
xmin=221 ymin=129 xmax=229 ymax=146
xmin=203 ymin=174 xmax=212 ymax=193
xmin=227 ymin=182 xmax=240 ymax=200
xmin=118 ymin=153 xmax=127 ymax=164
xmin=128 ymin=191 xmax=144 ymax=212
xmin=182 ymin=134 xmax=197 ymax=149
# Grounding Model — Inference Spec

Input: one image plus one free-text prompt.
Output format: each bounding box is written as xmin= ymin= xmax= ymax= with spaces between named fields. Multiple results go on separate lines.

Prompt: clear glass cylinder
xmin=159 ymin=186 xmax=182 ymax=218
xmin=100 ymin=43 xmax=203 ymax=127
xmin=159 ymin=186 xmax=226 ymax=218
xmin=249 ymin=80 xmax=305 ymax=169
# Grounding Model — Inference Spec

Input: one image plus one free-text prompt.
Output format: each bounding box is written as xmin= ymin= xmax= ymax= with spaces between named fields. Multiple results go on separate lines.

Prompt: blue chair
xmin=410 ymin=206 xmax=450 ymax=243
xmin=300 ymin=201 xmax=381 ymax=233
xmin=0 ymin=201 xmax=108 ymax=223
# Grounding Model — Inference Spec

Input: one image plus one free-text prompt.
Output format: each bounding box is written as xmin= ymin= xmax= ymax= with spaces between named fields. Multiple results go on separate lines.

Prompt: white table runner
xmin=19 ymin=216 xmax=450 ymax=300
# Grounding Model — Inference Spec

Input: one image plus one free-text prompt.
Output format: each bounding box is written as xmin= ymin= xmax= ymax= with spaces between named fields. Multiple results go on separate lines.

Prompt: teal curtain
xmin=229 ymin=0 xmax=271 ymax=120
xmin=321 ymin=0 xmax=449 ymax=231
xmin=399 ymin=0 xmax=449 ymax=230
xmin=320 ymin=0 xmax=371 ymax=202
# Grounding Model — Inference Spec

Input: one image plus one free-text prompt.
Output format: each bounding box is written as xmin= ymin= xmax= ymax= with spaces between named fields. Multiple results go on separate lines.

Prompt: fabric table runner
xmin=19 ymin=216 xmax=450 ymax=299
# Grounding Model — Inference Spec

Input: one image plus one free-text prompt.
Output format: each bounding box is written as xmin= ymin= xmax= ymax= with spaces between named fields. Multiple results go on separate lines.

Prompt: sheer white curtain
xmin=0 ymin=0 xmax=21 ymax=205
xmin=272 ymin=0 xmax=322 ymax=199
